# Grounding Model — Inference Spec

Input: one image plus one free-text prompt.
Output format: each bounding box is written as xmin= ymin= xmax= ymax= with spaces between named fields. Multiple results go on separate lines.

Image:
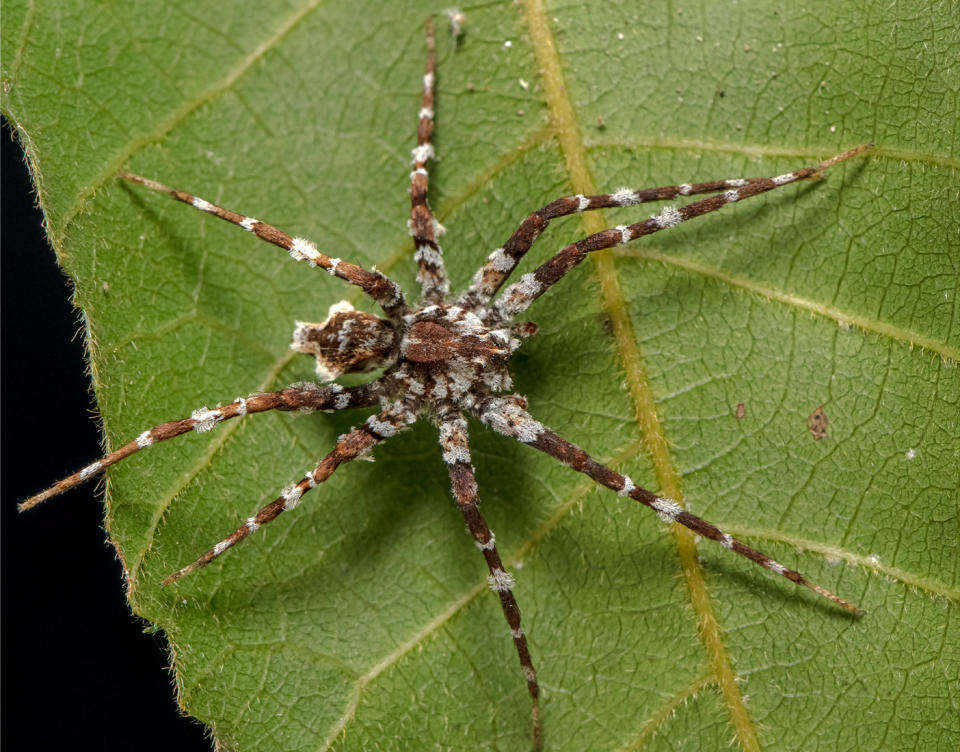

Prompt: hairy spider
xmin=23 ymin=18 xmax=870 ymax=751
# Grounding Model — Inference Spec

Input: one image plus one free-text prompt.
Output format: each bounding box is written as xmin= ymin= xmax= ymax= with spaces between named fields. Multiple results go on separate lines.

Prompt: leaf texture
xmin=3 ymin=1 xmax=958 ymax=750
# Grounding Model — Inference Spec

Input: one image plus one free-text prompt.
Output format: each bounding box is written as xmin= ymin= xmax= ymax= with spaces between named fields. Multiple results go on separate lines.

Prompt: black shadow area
xmin=1 ymin=119 xmax=210 ymax=752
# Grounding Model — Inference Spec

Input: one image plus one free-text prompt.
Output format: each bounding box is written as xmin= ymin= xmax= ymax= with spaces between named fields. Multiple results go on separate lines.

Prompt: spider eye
xmin=291 ymin=301 xmax=395 ymax=380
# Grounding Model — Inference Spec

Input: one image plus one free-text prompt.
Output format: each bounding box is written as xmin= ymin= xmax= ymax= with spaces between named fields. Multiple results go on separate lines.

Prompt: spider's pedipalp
xmin=437 ymin=412 xmax=542 ymax=750
xmin=19 ymin=382 xmax=380 ymax=512
xmin=476 ymin=396 xmax=862 ymax=616
xmin=119 ymin=173 xmax=407 ymax=317
xmin=478 ymin=145 xmax=872 ymax=322
xmin=409 ymin=17 xmax=450 ymax=302
xmin=162 ymin=401 xmax=415 ymax=585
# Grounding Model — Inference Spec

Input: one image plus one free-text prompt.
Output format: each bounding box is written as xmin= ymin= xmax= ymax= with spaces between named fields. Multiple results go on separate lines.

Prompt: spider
xmin=22 ymin=18 xmax=870 ymax=751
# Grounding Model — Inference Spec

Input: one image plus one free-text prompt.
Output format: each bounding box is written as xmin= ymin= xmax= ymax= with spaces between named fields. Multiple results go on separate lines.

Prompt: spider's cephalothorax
xmin=391 ymin=303 xmax=521 ymax=405
xmin=23 ymin=17 xmax=871 ymax=752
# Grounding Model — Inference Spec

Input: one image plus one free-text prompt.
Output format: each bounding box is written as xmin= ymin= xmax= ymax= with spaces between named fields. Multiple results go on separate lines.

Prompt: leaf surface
xmin=3 ymin=1 xmax=958 ymax=750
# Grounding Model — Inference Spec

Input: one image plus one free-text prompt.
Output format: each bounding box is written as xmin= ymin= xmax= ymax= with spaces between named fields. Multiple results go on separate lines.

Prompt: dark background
xmin=2 ymin=119 xmax=209 ymax=750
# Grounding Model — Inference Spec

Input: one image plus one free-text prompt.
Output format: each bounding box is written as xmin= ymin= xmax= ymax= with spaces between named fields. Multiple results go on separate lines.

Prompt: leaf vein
xmin=54 ymin=0 xmax=334 ymax=245
xmin=615 ymin=247 xmax=960 ymax=362
xmin=520 ymin=1 xmax=761 ymax=748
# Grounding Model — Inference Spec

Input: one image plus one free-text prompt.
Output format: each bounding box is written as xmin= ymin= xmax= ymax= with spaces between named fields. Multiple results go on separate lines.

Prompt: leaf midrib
xmin=521 ymin=0 xmax=761 ymax=748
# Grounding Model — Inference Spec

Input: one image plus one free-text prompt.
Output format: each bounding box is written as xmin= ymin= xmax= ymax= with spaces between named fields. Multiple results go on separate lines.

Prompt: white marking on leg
xmin=488 ymin=247 xmax=513 ymax=272
xmin=79 ymin=461 xmax=103 ymax=480
xmin=678 ymin=183 xmax=693 ymax=195
xmin=423 ymin=71 xmax=435 ymax=89
xmin=652 ymin=205 xmax=683 ymax=229
xmin=575 ymin=194 xmax=589 ymax=212
xmin=289 ymin=237 xmax=321 ymax=264
xmin=304 ymin=472 xmax=317 ymax=489
xmin=616 ymin=225 xmax=632 ymax=245
xmin=136 ymin=431 xmax=154 ymax=448
xmin=765 ymin=560 xmax=787 ymax=575
xmin=618 ymin=476 xmax=635 ymax=497
xmin=213 ymin=540 xmax=230 ymax=556
xmin=191 ymin=407 xmax=222 ymax=432
xmin=414 ymin=245 xmax=444 ymax=267
xmin=418 ymin=106 xmax=434 ymax=120
xmin=410 ymin=167 xmax=428 ymax=179
xmin=239 ymin=217 xmax=259 ymax=232
xmin=481 ymin=401 xmax=544 ymax=443
xmin=234 ymin=397 xmax=247 ymax=416
xmin=725 ymin=178 xmax=748 ymax=187
xmin=721 ymin=533 xmax=734 ymax=549
xmin=518 ymin=273 xmax=542 ymax=296
xmin=439 ymin=416 xmax=467 ymax=440
xmin=488 ymin=568 xmax=515 ymax=592
xmin=411 ymin=143 xmax=435 ymax=163
xmin=282 ymin=484 xmax=303 ymax=511
xmin=191 ymin=197 xmax=215 ymax=213
xmin=245 ymin=517 xmax=260 ymax=533
xmin=772 ymin=172 xmax=795 ymax=185
xmin=511 ymin=627 xmax=525 ymax=639
xmin=523 ymin=665 xmax=537 ymax=682
xmin=611 ymin=187 xmax=638 ymax=206
xmin=326 ymin=257 xmax=341 ymax=276
xmin=651 ymin=496 xmax=683 ymax=523
xmin=723 ymin=189 xmax=740 ymax=203
xmin=334 ymin=392 xmax=351 ymax=410
xmin=366 ymin=415 xmax=398 ymax=438
xmin=476 ymin=533 xmax=496 ymax=551
xmin=442 ymin=445 xmax=471 ymax=465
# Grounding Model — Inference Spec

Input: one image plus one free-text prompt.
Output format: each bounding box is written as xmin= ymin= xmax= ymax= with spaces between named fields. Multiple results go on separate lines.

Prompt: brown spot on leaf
xmin=807 ymin=406 xmax=828 ymax=440
xmin=735 ymin=402 xmax=746 ymax=420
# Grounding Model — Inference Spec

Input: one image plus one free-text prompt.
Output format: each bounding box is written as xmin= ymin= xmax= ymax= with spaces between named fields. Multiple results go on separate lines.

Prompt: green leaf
xmin=4 ymin=1 xmax=958 ymax=750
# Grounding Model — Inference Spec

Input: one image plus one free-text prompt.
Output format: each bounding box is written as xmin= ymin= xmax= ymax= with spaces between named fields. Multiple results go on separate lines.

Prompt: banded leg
xmin=464 ymin=174 xmax=803 ymax=307
xmin=438 ymin=413 xmax=542 ymax=749
xmin=120 ymin=173 xmax=407 ymax=317
xmin=162 ymin=401 xmax=416 ymax=585
xmin=487 ymin=144 xmax=872 ymax=323
xmin=20 ymin=382 xmax=381 ymax=512
xmin=409 ymin=17 xmax=449 ymax=301
xmin=475 ymin=396 xmax=862 ymax=615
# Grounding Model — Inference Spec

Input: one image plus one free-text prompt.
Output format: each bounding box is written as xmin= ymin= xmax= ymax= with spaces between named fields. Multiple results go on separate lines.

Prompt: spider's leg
xmin=162 ymin=401 xmax=416 ymax=585
xmin=438 ymin=413 xmax=542 ymax=750
xmin=463 ymin=173 xmax=812 ymax=307
xmin=475 ymin=396 xmax=862 ymax=616
xmin=485 ymin=144 xmax=872 ymax=323
xmin=119 ymin=173 xmax=407 ymax=318
xmin=409 ymin=17 xmax=450 ymax=303
xmin=19 ymin=382 xmax=380 ymax=512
